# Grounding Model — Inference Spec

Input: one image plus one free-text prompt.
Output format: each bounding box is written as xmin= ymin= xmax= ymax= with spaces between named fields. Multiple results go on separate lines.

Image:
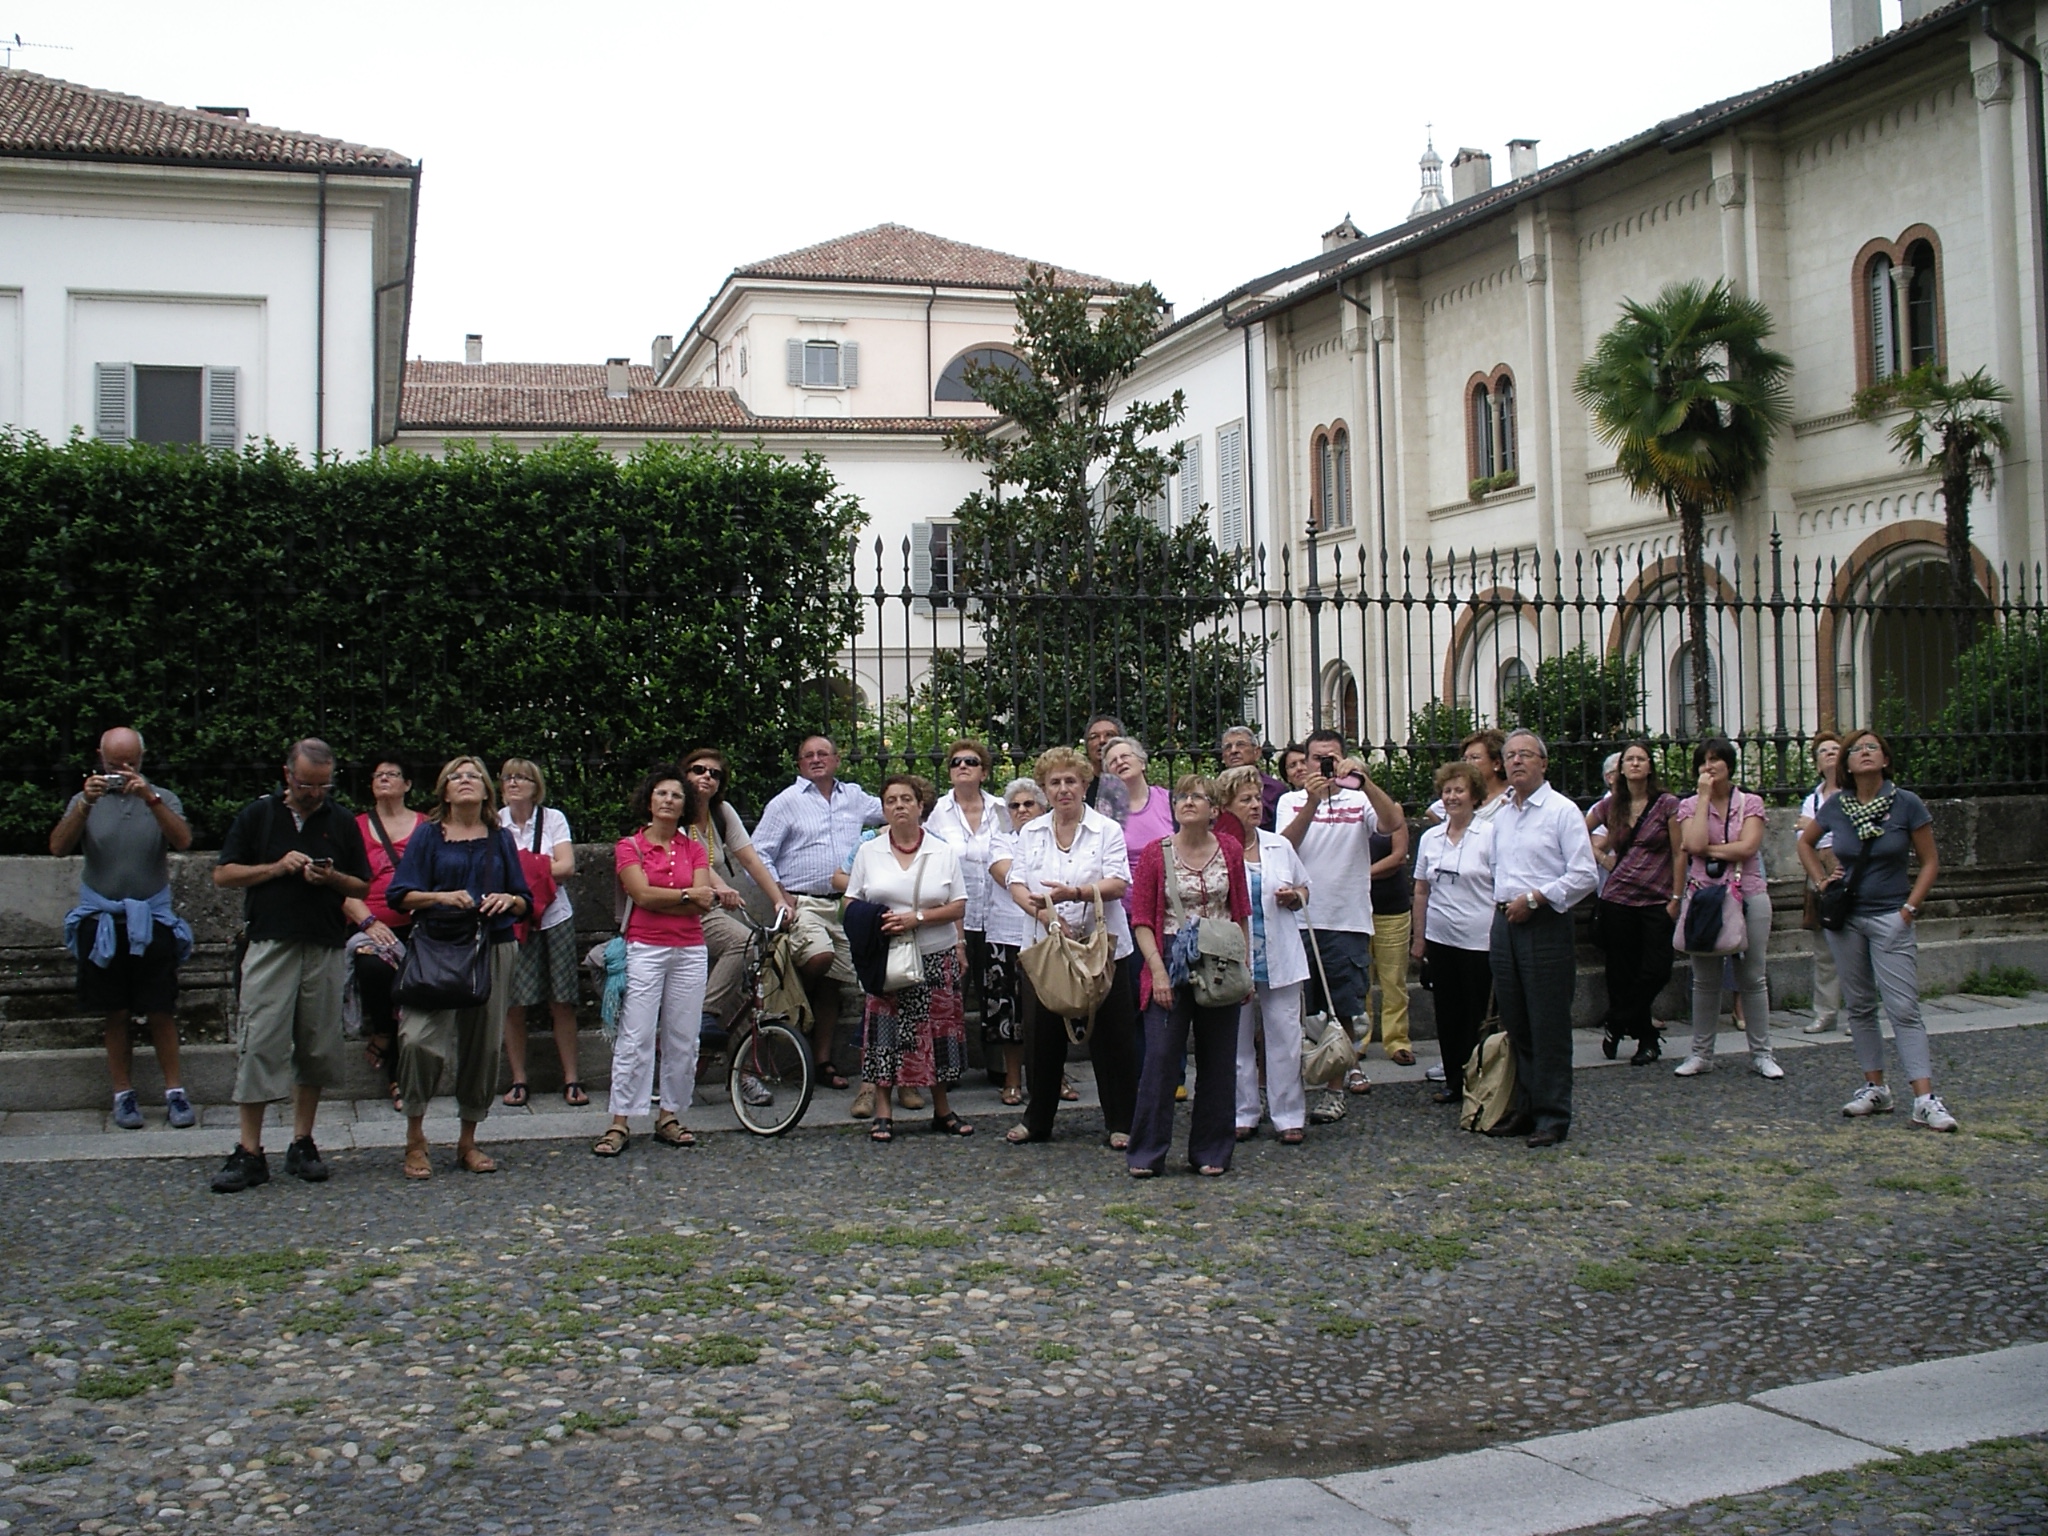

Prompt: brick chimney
xmin=1449 ymin=147 xmax=1493 ymax=202
xmin=463 ymin=333 xmax=482 ymax=365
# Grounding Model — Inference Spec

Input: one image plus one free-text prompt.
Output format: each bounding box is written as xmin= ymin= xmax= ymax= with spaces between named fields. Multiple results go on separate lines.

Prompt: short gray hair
xmin=1601 ymin=751 xmax=1621 ymax=779
xmin=287 ymin=737 xmax=335 ymax=771
xmin=1219 ymin=725 xmax=1260 ymax=751
xmin=1503 ymin=729 xmax=1549 ymax=761
xmin=1003 ymin=776 xmax=1043 ymax=806
xmin=1103 ymin=735 xmax=1149 ymax=771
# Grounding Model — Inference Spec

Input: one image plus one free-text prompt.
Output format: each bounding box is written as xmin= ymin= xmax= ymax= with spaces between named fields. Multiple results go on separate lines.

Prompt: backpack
xmin=1459 ymin=1028 xmax=1518 ymax=1133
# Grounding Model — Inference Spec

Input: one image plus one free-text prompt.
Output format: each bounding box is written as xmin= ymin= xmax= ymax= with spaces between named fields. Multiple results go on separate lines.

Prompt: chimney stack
xmin=651 ymin=334 xmax=674 ymax=373
xmin=1449 ymin=147 xmax=1493 ymax=202
xmin=1830 ymin=0 xmax=1880 ymax=55
xmin=1508 ymin=138 xmax=1540 ymax=179
xmin=463 ymin=333 xmax=482 ymax=365
xmin=605 ymin=358 xmax=630 ymax=399
xmin=1896 ymin=0 xmax=1939 ymax=18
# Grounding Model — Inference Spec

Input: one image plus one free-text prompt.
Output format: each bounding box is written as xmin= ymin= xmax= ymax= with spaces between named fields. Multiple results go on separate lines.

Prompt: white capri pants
xmin=1236 ymin=980 xmax=1306 ymax=1132
xmin=609 ymin=942 xmax=708 ymax=1118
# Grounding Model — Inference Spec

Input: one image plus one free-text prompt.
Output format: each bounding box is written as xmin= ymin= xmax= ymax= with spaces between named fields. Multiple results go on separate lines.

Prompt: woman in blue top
xmin=385 ymin=756 xmax=534 ymax=1178
xmin=1796 ymin=729 xmax=1951 ymax=1131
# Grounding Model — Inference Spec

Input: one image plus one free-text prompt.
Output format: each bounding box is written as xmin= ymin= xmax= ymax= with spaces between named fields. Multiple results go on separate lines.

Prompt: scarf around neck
xmin=1842 ymin=784 xmax=1896 ymax=842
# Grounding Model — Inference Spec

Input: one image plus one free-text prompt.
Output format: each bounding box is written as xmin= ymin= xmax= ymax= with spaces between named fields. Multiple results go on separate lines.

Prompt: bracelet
xmin=356 ymin=916 xmax=374 ymax=933
xmin=1902 ymin=902 xmax=1919 ymax=916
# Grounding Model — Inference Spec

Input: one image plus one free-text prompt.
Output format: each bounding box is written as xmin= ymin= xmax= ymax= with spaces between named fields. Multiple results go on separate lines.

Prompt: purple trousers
xmin=1129 ymin=986 xmax=1240 ymax=1174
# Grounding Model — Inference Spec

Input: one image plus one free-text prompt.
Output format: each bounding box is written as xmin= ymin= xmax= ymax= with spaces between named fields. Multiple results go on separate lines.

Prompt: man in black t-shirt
xmin=209 ymin=739 xmax=370 ymax=1194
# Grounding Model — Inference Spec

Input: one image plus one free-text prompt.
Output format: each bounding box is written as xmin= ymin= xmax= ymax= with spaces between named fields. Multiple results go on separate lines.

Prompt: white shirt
xmin=1275 ymin=788 xmax=1380 ymax=934
xmin=1413 ymin=819 xmax=1497 ymax=951
xmin=1005 ymin=806 xmax=1134 ymax=961
xmin=982 ymin=825 xmax=1038 ymax=948
xmin=498 ymin=804 xmax=575 ymax=930
xmin=1490 ymin=780 xmax=1600 ymax=913
xmin=1799 ymin=784 xmax=1837 ymax=852
xmin=752 ymin=777 xmax=885 ymax=897
xmin=1243 ymin=829 xmax=1311 ymax=990
xmin=845 ymin=836 xmax=963 ymax=956
xmin=1425 ymin=791 xmax=1508 ymax=825
xmin=924 ymin=789 xmax=1010 ymax=935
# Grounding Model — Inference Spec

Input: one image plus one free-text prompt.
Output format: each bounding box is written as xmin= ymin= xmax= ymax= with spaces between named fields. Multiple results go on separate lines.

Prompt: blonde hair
xmin=1172 ymin=772 xmax=1216 ymax=804
xmin=429 ymin=755 xmax=500 ymax=824
xmin=1035 ymin=746 xmax=1090 ymax=786
xmin=1435 ymin=760 xmax=1485 ymax=799
xmin=1213 ymin=764 xmax=1263 ymax=807
xmin=500 ymin=757 xmax=547 ymax=804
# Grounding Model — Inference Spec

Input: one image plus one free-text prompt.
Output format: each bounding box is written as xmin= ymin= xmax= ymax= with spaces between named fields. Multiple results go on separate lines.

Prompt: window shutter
xmin=841 ymin=342 xmax=858 ymax=389
xmin=94 ymin=363 xmax=131 ymax=442
xmin=1217 ymin=422 xmax=1245 ymax=550
xmin=1333 ymin=433 xmax=1353 ymax=527
xmin=910 ymin=521 xmax=933 ymax=614
xmin=1868 ymin=258 xmax=1896 ymax=381
xmin=1178 ymin=436 xmax=1203 ymax=526
xmin=1497 ymin=380 xmax=1517 ymax=474
xmin=786 ymin=339 xmax=804 ymax=386
xmin=204 ymin=367 xmax=239 ymax=449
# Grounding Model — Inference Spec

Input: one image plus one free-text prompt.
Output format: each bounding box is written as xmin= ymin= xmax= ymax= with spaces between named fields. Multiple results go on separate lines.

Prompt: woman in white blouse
xmin=1409 ymin=761 xmax=1497 ymax=1103
xmin=979 ymin=777 xmax=1046 ymax=1104
xmin=844 ymin=776 xmax=971 ymax=1144
xmin=924 ymin=739 xmax=1014 ymax=1095
xmin=1217 ymin=766 xmax=1313 ymax=1143
xmin=993 ymin=746 xmax=1139 ymax=1149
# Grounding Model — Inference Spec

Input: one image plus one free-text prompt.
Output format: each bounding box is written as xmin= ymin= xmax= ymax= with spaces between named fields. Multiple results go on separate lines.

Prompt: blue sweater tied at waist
xmin=64 ymin=884 xmax=194 ymax=968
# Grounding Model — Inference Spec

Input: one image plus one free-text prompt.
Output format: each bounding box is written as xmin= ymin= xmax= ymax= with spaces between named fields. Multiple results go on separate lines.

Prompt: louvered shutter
xmin=204 ymin=367 xmax=239 ymax=449
xmin=1178 ymin=436 xmax=1203 ymax=525
xmin=94 ymin=363 xmax=131 ymax=442
xmin=910 ymin=521 xmax=933 ymax=614
xmin=841 ymin=342 xmax=858 ymax=389
xmin=1869 ymin=258 xmax=1896 ymax=382
xmin=786 ymin=339 xmax=804 ymax=386
xmin=1217 ymin=422 xmax=1245 ymax=550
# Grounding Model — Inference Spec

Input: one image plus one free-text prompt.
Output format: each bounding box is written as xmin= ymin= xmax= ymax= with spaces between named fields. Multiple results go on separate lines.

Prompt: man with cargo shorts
xmin=210 ymin=739 xmax=370 ymax=1194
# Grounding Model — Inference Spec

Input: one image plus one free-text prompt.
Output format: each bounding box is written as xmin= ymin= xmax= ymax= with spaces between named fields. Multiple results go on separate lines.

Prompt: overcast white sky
xmin=8 ymin=0 xmax=1879 ymax=366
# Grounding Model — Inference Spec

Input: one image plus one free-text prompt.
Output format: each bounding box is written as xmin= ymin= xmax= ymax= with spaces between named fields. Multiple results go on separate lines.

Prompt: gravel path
xmin=0 ymin=1025 xmax=2042 ymax=1536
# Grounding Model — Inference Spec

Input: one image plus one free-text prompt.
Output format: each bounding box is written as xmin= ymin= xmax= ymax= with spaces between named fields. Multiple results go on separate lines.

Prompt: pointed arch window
xmin=1857 ymin=230 xmax=1942 ymax=387
xmin=1468 ymin=368 xmax=1518 ymax=486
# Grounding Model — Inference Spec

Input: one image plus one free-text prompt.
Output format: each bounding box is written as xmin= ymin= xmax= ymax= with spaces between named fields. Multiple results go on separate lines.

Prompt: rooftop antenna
xmin=0 ymin=32 xmax=73 ymax=67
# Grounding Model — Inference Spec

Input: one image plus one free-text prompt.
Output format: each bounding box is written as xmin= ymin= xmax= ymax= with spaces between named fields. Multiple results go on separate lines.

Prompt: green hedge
xmin=0 ymin=433 xmax=864 ymax=852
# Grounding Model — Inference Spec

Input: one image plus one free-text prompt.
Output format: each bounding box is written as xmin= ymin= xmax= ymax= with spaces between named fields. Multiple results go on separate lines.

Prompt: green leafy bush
xmin=1879 ymin=615 xmax=2048 ymax=794
xmin=1504 ymin=646 xmax=1645 ymax=799
xmin=0 ymin=433 xmax=862 ymax=850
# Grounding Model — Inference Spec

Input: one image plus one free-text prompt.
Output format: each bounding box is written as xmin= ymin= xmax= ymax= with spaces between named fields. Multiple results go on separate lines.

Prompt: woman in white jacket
xmin=1218 ymin=766 xmax=1313 ymax=1143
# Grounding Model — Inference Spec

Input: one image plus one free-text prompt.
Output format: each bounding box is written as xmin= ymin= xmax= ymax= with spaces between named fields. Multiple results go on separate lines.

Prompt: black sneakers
xmin=210 ymin=1145 xmax=270 ymax=1194
xmin=283 ymin=1136 xmax=329 ymax=1183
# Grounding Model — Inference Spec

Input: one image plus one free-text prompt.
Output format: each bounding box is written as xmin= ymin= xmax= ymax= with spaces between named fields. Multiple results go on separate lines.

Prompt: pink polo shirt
xmin=616 ymin=830 xmax=708 ymax=946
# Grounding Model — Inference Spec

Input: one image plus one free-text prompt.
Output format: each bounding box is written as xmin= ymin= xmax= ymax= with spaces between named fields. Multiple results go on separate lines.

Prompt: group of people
xmin=47 ymin=710 xmax=1959 ymax=1193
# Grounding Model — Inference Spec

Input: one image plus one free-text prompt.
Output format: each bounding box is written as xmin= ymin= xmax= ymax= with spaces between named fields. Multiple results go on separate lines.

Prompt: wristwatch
xmin=1526 ymin=889 xmax=1543 ymax=908
xmin=1901 ymin=902 xmax=1919 ymax=916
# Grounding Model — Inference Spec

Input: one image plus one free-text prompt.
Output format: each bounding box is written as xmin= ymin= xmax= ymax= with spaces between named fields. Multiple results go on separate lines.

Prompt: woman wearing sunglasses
xmin=679 ymin=747 xmax=794 ymax=1038
xmin=925 ymin=741 xmax=1015 ymax=1097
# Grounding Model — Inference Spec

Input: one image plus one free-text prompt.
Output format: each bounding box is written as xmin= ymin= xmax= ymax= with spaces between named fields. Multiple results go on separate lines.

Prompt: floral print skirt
xmin=862 ymin=948 xmax=967 ymax=1088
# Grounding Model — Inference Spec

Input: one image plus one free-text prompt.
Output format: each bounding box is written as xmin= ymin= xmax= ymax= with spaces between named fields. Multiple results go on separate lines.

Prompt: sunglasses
xmin=1008 ymin=798 xmax=1039 ymax=810
xmin=686 ymin=763 xmax=727 ymax=778
xmin=948 ymin=756 xmax=983 ymax=769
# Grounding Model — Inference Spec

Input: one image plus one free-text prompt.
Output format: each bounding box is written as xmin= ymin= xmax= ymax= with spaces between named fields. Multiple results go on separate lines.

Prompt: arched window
xmin=1494 ymin=378 xmax=1517 ymax=473
xmin=1867 ymin=253 xmax=1898 ymax=382
xmin=935 ymin=346 xmax=1032 ymax=403
xmin=1471 ymin=383 xmax=1495 ymax=479
xmin=1498 ymin=656 xmax=1532 ymax=719
xmin=1311 ymin=426 xmax=1355 ymax=530
xmin=1671 ymin=641 xmax=1719 ymax=739
xmin=1468 ymin=370 xmax=1518 ymax=487
xmin=1903 ymin=239 xmax=1939 ymax=371
xmin=1320 ymin=662 xmax=1361 ymax=743
xmin=1859 ymin=231 xmax=1942 ymax=387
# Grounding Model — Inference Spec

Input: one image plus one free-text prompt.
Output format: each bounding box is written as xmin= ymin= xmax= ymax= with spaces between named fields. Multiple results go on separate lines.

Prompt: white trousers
xmin=609 ymin=943 xmax=707 ymax=1118
xmin=1236 ymin=980 xmax=1306 ymax=1132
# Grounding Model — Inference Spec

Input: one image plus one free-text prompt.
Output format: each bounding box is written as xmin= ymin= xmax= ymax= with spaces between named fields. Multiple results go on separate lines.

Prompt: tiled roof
xmin=0 ymin=68 xmax=412 ymax=173
xmin=735 ymin=223 xmax=1125 ymax=292
xmin=398 ymin=361 xmax=964 ymax=435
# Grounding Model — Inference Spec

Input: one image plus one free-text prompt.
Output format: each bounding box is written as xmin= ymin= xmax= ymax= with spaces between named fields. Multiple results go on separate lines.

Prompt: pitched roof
xmin=0 ymin=68 xmax=412 ymax=173
xmin=734 ymin=222 xmax=1125 ymax=293
xmin=398 ymin=361 xmax=964 ymax=436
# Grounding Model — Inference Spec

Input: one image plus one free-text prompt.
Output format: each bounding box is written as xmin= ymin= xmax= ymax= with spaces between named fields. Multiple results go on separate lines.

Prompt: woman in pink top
xmin=593 ymin=765 xmax=715 ymax=1157
xmin=1672 ymin=737 xmax=1784 ymax=1082
xmin=351 ymin=755 xmax=421 ymax=1112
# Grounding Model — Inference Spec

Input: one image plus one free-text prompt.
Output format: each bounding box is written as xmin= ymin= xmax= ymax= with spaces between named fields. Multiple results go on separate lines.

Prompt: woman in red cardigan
xmin=1128 ymin=774 xmax=1253 ymax=1177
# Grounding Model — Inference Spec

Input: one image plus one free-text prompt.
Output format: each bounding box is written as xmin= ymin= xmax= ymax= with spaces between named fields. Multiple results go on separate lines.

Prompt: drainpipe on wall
xmin=925 ymin=285 xmax=937 ymax=417
xmin=315 ymin=167 xmax=327 ymax=459
xmin=692 ymin=321 xmax=719 ymax=388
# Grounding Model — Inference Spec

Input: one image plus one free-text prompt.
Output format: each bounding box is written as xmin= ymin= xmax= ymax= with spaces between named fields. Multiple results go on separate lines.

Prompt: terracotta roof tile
xmin=399 ymin=361 xmax=964 ymax=436
xmin=0 ymin=68 xmax=411 ymax=172
xmin=735 ymin=222 xmax=1125 ymax=292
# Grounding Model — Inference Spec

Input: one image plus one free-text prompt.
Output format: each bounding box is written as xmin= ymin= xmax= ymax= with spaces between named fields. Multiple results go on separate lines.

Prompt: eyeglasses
xmin=1847 ymin=741 xmax=1885 ymax=755
xmin=948 ymin=756 xmax=982 ymax=769
xmin=1008 ymin=798 xmax=1039 ymax=811
xmin=1503 ymin=750 xmax=1543 ymax=762
xmin=503 ymin=772 xmax=536 ymax=784
xmin=446 ymin=770 xmax=488 ymax=784
xmin=1175 ymin=791 xmax=1212 ymax=804
xmin=287 ymin=777 xmax=331 ymax=794
xmin=371 ymin=768 xmax=407 ymax=782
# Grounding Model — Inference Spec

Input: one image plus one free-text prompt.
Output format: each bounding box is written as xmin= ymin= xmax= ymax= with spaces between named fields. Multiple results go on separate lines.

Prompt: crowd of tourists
xmin=48 ymin=714 xmax=1959 ymax=1191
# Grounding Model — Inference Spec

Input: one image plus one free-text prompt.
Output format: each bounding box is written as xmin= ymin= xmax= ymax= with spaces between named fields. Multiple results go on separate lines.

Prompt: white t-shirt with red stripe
xmin=1275 ymin=788 xmax=1380 ymax=934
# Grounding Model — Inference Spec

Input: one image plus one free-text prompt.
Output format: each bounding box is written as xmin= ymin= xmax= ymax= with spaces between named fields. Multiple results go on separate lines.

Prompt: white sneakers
xmin=1673 ymin=1051 xmax=1783 ymax=1078
xmin=1842 ymin=1083 xmax=1896 ymax=1116
xmin=1910 ymin=1094 xmax=1959 ymax=1132
xmin=1752 ymin=1052 xmax=1785 ymax=1080
xmin=1801 ymin=1016 xmax=1838 ymax=1034
xmin=1672 ymin=1052 xmax=1714 ymax=1076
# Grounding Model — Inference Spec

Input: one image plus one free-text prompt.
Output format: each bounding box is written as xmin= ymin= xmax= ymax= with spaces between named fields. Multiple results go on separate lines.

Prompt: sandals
xmin=1344 ymin=1067 xmax=1373 ymax=1095
xmin=999 ymin=1086 xmax=1024 ymax=1106
xmin=1004 ymin=1124 xmax=1036 ymax=1144
xmin=388 ymin=1080 xmax=405 ymax=1114
xmin=653 ymin=1115 xmax=697 ymax=1148
xmin=1279 ymin=1128 xmax=1305 ymax=1145
xmin=819 ymin=1064 xmax=852 ymax=1091
xmin=1235 ymin=1125 xmax=1258 ymax=1143
xmin=402 ymin=1144 xmax=432 ymax=1180
xmin=562 ymin=1081 xmax=590 ymax=1107
xmin=1106 ymin=1132 xmax=1130 ymax=1152
xmin=869 ymin=1120 xmax=894 ymax=1143
xmin=1197 ymin=1165 xmax=1227 ymax=1177
xmin=590 ymin=1126 xmax=630 ymax=1157
xmin=932 ymin=1112 xmax=975 ymax=1138
xmin=502 ymin=1082 xmax=530 ymax=1108
xmin=1389 ymin=1048 xmax=1416 ymax=1066
xmin=1128 ymin=1166 xmax=1158 ymax=1179
xmin=1059 ymin=1077 xmax=1080 ymax=1102
xmin=364 ymin=1038 xmax=394 ymax=1074
xmin=457 ymin=1145 xmax=498 ymax=1174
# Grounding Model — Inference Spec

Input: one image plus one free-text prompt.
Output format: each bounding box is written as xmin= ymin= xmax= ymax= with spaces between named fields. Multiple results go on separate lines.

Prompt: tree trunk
xmin=1943 ymin=467 xmax=1978 ymax=656
xmin=1680 ymin=500 xmax=1713 ymax=737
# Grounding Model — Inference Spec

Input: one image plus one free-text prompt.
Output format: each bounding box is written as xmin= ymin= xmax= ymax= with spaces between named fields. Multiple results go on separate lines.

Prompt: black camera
xmin=1318 ymin=755 xmax=1337 ymax=779
xmin=1704 ymin=857 xmax=1728 ymax=879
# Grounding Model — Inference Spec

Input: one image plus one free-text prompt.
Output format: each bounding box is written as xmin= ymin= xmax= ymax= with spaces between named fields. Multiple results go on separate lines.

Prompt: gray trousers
xmin=1490 ymin=906 xmax=1577 ymax=1135
xmin=1689 ymin=889 xmax=1773 ymax=1056
xmin=1826 ymin=911 xmax=1933 ymax=1083
xmin=398 ymin=942 xmax=515 ymax=1122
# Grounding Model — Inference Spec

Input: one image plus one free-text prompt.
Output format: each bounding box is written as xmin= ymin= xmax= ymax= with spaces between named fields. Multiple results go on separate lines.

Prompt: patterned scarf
xmin=1841 ymin=785 xmax=1896 ymax=842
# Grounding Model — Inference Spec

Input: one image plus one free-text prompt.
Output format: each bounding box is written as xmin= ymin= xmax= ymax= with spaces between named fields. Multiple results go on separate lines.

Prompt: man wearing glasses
xmin=1218 ymin=726 xmax=1286 ymax=831
xmin=210 ymin=739 xmax=371 ymax=1193
xmin=1488 ymin=729 xmax=1600 ymax=1148
xmin=751 ymin=735 xmax=884 ymax=1103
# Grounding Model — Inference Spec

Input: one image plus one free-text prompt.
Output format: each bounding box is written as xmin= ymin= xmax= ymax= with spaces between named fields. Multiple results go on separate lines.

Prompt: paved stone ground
xmin=0 ymin=1023 xmax=2042 ymax=1536
xmin=1571 ymin=1431 xmax=2048 ymax=1536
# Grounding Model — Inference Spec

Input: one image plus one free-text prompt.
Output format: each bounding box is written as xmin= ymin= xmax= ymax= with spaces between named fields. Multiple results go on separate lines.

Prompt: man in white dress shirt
xmin=1488 ymin=730 xmax=1600 ymax=1147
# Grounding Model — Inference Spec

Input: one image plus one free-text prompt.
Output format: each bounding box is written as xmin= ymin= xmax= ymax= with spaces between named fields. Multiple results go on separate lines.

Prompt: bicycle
xmin=695 ymin=905 xmax=816 ymax=1136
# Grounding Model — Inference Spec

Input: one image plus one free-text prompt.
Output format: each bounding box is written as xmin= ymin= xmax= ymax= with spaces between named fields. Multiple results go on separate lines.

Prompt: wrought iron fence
xmin=826 ymin=524 xmax=2048 ymax=806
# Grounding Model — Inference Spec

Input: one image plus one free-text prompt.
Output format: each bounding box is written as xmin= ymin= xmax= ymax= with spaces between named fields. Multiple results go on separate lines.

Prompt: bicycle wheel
xmin=728 ymin=1019 xmax=815 ymax=1136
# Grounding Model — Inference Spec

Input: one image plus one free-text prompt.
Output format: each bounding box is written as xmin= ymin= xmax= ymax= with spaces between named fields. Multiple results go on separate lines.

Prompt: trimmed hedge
xmin=0 ymin=433 xmax=864 ymax=851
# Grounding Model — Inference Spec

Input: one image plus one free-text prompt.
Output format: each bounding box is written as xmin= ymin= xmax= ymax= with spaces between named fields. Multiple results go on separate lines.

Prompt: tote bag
xmin=1675 ymin=872 xmax=1747 ymax=957
xmin=1017 ymin=889 xmax=1115 ymax=1038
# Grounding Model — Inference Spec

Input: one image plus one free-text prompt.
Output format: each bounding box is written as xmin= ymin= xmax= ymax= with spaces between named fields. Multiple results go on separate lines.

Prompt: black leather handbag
xmin=394 ymin=911 xmax=491 ymax=1010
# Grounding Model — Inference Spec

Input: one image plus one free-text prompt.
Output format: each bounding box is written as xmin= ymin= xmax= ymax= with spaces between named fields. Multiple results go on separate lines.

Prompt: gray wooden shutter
xmin=1178 ymin=436 xmax=1203 ymax=525
xmin=204 ymin=367 xmax=239 ymax=449
xmin=786 ymin=339 xmax=804 ymax=386
xmin=1869 ymin=258 xmax=1895 ymax=382
xmin=94 ymin=363 xmax=131 ymax=442
xmin=910 ymin=521 xmax=933 ymax=614
xmin=1217 ymin=422 xmax=1245 ymax=549
xmin=841 ymin=342 xmax=859 ymax=389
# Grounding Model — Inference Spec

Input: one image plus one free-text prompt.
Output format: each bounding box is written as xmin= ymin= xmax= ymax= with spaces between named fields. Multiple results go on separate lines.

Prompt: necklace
xmin=891 ymin=829 xmax=925 ymax=856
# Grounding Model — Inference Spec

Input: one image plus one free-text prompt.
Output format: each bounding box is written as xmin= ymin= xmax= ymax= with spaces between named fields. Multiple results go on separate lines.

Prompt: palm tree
xmin=1854 ymin=363 xmax=2011 ymax=651
xmin=1575 ymin=280 xmax=1793 ymax=737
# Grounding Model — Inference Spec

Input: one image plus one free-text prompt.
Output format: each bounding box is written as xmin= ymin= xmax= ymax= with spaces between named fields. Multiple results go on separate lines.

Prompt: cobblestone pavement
xmin=1571 ymin=1431 xmax=2048 ymax=1536
xmin=0 ymin=1024 xmax=2042 ymax=1536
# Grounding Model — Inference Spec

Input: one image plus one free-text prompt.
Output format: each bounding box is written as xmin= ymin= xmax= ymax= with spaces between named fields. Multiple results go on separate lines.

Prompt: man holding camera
xmin=51 ymin=727 xmax=197 ymax=1130
xmin=210 ymin=739 xmax=370 ymax=1194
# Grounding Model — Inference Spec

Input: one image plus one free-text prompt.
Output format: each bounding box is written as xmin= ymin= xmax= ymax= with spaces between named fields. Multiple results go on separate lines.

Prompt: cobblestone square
xmin=1 ymin=1026 xmax=2042 ymax=1536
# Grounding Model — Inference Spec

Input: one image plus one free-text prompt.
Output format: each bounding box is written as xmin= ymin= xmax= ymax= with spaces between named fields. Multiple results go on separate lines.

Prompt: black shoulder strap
xmin=530 ymin=807 xmax=546 ymax=855
xmin=368 ymin=806 xmax=401 ymax=868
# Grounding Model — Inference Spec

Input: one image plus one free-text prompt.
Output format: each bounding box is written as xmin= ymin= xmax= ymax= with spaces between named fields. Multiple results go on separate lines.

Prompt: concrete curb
xmin=909 ymin=1342 xmax=2048 ymax=1536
